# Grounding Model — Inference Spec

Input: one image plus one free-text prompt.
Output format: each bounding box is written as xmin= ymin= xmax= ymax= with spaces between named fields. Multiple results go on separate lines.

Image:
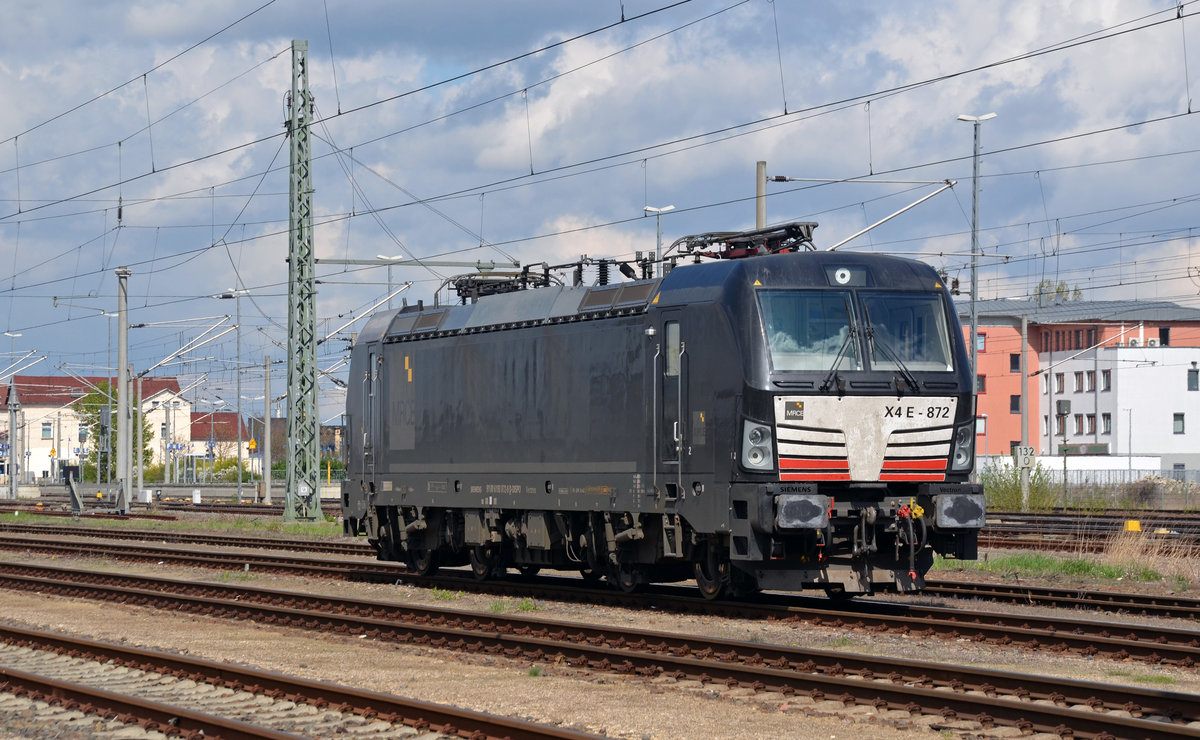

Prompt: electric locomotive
xmin=341 ymin=222 xmax=984 ymax=598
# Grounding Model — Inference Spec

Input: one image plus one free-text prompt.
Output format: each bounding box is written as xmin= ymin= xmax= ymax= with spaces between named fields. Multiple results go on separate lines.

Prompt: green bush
xmin=979 ymin=459 xmax=1058 ymax=512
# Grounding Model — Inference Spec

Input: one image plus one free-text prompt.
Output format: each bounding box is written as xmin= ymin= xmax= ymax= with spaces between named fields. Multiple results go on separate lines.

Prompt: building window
xmin=976 ymin=375 xmax=986 ymax=393
xmin=1055 ymin=415 xmax=1065 ymax=436
xmin=41 ymin=422 xmax=52 ymax=439
xmin=1042 ymin=415 xmax=1049 ymax=436
xmin=1086 ymin=370 xmax=1095 ymax=392
xmin=1042 ymin=375 xmax=1049 ymax=395
xmin=1087 ymin=327 xmax=1097 ymax=347
xmin=1160 ymin=327 xmax=1171 ymax=347
xmin=1074 ymin=329 xmax=1083 ymax=349
xmin=1073 ymin=371 xmax=1083 ymax=392
xmin=1101 ymin=369 xmax=1111 ymax=391
xmin=1074 ymin=414 xmax=1084 ymax=435
xmin=1009 ymin=395 xmax=1020 ymax=413
xmin=1102 ymin=413 xmax=1111 ymax=434
xmin=976 ymin=332 xmax=986 ymax=352
xmin=1009 ymin=353 xmax=1020 ymax=373
xmin=1055 ymin=373 xmax=1064 ymax=393
xmin=1086 ymin=414 xmax=1096 ymax=435
xmin=1189 ymin=366 xmax=1198 ymax=391
xmin=1174 ymin=413 xmax=1186 ymax=435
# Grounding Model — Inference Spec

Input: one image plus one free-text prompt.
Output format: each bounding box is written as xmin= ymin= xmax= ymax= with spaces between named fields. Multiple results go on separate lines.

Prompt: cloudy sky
xmin=2 ymin=0 xmax=1199 ymax=420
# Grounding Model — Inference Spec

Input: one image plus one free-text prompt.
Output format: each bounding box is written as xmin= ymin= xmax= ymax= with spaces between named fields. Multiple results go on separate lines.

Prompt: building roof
xmin=190 ymin=410 xmax=247 ymax=442
xmin=955 ymin=298 xmax=1200 ymax=325
xmin=0 ymin=375 xmax=181 ymax=410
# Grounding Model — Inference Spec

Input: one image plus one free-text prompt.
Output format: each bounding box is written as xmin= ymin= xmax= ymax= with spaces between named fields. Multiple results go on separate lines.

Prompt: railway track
xmin=2 ymin=561 xmax=1198 ymax=738
xmin=0 ymin=622 xmax=591 ymax=740
xmin=2 ymin=520 xmax=1199 ymax=620
xmin=0 ymin=533 xmax=1197 ymax=668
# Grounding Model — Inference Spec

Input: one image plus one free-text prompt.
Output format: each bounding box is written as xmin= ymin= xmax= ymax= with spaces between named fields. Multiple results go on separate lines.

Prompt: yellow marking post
xmin=1124 ymin=519 xmax=1142 ymax=532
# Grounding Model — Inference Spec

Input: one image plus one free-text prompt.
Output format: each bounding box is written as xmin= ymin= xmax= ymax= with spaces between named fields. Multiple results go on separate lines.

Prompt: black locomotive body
xmin=342 ymin=223 xmax=984 ymax=598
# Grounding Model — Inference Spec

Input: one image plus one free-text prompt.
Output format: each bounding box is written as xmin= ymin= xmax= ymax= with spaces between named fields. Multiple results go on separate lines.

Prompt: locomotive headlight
xmin=742 ymin=422 xmax=775 ymax=471
xmin=834 ymin=267 xmax=852 ymax=285
xmin=950 ymin=421 xmax=975 ymax=471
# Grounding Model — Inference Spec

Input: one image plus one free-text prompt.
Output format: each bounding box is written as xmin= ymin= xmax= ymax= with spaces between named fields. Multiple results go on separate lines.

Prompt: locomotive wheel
xmin=823 ymin=584 xmax=854 ymax=601
xmin=694 ymin=543 xmax=729 ymax=600
xmin=578 ymin=566 xmax=603 ymax=583
xmin=728 ymin=569 xmax=760 ymax=599
xmin=468 ymin=546 xmax=501 ymax=580
xmin=609 ymin=562 xmax=643 ymax=593
xmin=407 ymin=548 xmax=439 ymax=577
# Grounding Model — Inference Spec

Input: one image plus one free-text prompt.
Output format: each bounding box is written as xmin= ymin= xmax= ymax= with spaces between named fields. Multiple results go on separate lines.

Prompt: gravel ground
xmin=0 ymin=545 xmax=1197 ymax=739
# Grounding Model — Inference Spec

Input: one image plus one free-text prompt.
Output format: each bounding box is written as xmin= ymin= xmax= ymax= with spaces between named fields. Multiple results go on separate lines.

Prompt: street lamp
xmin=216 ymin=289 xmax=248 ymax=502
xmin=643 ymin=205 xmax=674 ymax=278
xmin=957 ymin=112 xmax=996 ymax=386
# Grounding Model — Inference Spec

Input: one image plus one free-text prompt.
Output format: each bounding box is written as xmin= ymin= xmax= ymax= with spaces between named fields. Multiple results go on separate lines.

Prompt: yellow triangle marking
xmin=753 ymin=279 xmax=762 ymax=286
xmin=651 ymin=293 xmax=660 ymax=304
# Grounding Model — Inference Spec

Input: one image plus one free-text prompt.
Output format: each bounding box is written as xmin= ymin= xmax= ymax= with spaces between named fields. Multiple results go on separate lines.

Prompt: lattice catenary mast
xmin=285 ymin=40 xmax=318 ymax=521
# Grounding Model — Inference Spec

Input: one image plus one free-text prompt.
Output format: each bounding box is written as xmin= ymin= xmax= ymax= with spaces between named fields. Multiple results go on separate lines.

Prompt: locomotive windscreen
xmin=860 ymin=292 xmax=956 ymax=372
xmin=758 ymin=289 xmax=957 ymax=374
xmin=758 ymin=290 xmax=859 ymax=372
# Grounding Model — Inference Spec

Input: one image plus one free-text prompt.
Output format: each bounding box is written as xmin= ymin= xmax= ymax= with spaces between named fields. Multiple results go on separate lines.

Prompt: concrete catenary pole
xmin=115 ymin=266 xmax=131 ymax=513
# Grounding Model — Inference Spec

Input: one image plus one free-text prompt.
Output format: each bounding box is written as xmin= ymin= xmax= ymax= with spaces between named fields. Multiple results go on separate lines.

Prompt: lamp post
xmin=216 ymin=289 xmax=248 ymax=502
xmin=643 ymin=205 xmax=674 ymax=278
xmin=957 ymin=112 xmax=995 ymax=385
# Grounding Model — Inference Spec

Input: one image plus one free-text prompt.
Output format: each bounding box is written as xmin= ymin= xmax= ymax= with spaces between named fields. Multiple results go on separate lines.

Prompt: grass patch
xmin=430 ymin=586 xmax=464 ymax=601
xmin=488 ymin=597 xmax=538 ymax=613
xmin=0 ymin=511 xmax=341 ymax=539
xmin=215 ymin=569 xmax=258 ymax=582
xmin=1133 ymin=674 xmax=1179 ymax=685
xmin=527 ymin=665 xmax=543 ymax=677
xmin=829 ymin=635 xmax=854 ymax=648
xmin=934 ymin=551 xmax=1163 ymax=583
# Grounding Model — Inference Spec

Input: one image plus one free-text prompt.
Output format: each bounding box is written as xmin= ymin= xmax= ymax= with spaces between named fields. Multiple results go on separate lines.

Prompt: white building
xmin=1 ymin=375 xmax=186 ymax=482
xmin=1041 ymin=345 xmax=1200 ymax=470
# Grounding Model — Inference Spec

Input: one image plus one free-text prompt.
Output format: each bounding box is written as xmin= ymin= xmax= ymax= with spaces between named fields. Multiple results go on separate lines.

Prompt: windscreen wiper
xmin=865 ymin=326 xmax=920 ymax=393
xmin=819 ymin=327 xmax=856 ymax=393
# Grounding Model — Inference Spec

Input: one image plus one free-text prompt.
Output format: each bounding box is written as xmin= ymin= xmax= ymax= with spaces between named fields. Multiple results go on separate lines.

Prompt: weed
xmin=488 ymin=600 xmax=507 ymax=613
xmin=979 ymin=460 xmax=1058 ymax=512
xmin=1133 ymin=674 xmax=1178 ymax=685
xmin=430 ymin=586 xmax=464 ymax=601
xmin=515 ymin=597 xmax=537 ymax=612
xmin=829 ymin=635 xmax=854 ymax=648
xmin=215 ymin=569 xmax=257 ymax=582
xmin=528 ymin=665 xmax=543 ymax=677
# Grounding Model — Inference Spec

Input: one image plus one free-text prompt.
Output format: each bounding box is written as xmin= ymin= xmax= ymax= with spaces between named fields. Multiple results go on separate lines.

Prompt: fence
xmin=978 ymin=455 xmax=1200 ymax=509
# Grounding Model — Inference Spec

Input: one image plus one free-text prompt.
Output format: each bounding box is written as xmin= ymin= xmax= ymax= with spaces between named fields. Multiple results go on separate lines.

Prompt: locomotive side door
xmin=363 ymin=347 xmax=379 ymax=481
xmin=656 ymin=311 xmax=687 ymax=498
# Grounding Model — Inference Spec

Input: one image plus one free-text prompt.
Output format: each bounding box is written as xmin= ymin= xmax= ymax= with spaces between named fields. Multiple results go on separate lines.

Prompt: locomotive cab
xmin=706 ymin=253 xmax=983 ymax=595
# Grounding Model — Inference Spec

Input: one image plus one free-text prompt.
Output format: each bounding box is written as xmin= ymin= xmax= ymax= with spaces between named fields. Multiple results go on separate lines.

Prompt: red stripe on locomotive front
xmin=779 ymin=458 xmax=849 ymax=470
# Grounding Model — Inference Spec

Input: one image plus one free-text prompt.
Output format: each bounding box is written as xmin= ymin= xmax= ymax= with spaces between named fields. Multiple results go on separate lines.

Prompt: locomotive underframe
xmin=343 ymin=476 xmax=982 ymax=596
